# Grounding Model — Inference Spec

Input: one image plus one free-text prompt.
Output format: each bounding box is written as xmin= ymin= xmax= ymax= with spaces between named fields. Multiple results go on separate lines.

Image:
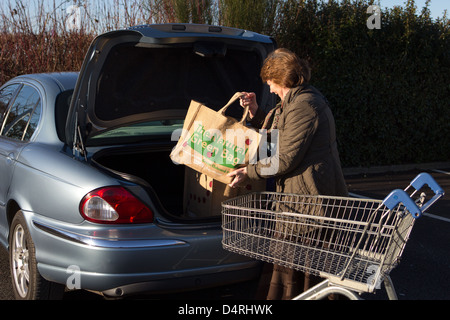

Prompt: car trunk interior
xmin=86 ymin=40 xmax=269 ymax=221
xmin=91 ymin=145 xmax=189 ymax=219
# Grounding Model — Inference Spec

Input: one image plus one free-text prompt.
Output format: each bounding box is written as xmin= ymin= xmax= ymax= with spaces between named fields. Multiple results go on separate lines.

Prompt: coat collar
xmin=283 ymin=85 xmax=307 ymax=105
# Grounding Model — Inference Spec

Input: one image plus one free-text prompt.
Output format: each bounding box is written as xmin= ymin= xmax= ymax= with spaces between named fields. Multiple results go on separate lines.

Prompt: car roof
xmin=13 ymin=72 xmax=79 ymax=92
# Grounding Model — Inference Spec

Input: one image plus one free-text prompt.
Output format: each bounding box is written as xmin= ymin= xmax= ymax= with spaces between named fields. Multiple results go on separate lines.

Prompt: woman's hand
xmin=227 ymin=167 xmax=248 ymax=188
xmin=240 ymin=92 xmax=258 ymax=118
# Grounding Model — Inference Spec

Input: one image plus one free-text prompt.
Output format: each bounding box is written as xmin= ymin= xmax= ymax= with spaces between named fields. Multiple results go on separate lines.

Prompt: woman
xmin=227 ymin=48 xmax=348 ymax=300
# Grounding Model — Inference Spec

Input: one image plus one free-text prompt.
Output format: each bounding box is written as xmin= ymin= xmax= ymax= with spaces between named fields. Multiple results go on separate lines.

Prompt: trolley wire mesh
xmin=222 ymin=192 xmax=416 ymax=293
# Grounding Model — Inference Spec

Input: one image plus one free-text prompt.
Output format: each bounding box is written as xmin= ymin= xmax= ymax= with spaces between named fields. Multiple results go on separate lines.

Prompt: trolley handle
xmin=409 ymin=172 xmax=445 ymax=212
xmin=382 ymin=173 xmax=444 ymax=218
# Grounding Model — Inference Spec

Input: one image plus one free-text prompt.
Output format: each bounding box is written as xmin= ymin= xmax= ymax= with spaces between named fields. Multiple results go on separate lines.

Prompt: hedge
xmin=273 ymin=0 xmax=449 ymax=167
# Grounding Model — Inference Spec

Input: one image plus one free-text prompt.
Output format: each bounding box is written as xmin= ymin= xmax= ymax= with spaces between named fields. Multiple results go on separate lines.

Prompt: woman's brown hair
xmin=260 ymin=48 xmax=311 ymax=88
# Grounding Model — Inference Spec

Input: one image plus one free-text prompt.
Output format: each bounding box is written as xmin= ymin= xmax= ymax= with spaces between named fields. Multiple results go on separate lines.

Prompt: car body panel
xmin=26 ymin=212 xmax=258 ymax=294
xmin=9 ymin=143 xmax=116 ymax=224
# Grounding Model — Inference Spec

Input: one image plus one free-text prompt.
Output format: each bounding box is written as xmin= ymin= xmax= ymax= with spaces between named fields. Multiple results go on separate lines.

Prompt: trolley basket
xmin=221 ymin=173 xmax=444 ymax=294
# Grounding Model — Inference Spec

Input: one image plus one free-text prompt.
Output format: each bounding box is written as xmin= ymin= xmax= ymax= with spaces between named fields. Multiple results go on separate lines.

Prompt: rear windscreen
xmin=95 ymin=43 xmax=265 ymax=122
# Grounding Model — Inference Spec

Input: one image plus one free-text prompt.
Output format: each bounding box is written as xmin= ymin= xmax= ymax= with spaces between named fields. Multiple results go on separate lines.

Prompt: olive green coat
xmin=247 ymin=85 xmax=348 ymax=197
xmin=247 ymin=85 xmax=348 ymax=299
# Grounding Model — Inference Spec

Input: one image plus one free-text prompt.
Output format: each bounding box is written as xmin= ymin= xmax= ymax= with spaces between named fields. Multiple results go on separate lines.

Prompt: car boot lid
xmin=65 ymin=23 xmax=275 ymax=156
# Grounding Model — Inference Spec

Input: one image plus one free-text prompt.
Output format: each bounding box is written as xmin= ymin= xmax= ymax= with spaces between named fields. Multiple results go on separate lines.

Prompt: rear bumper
xmin=38 ymin=259 xmax=261 ymax=298
xmin=100 ymin=264 xmax=261 ymax=297
xmin=27 ymin=214 xmax=260 ymax=295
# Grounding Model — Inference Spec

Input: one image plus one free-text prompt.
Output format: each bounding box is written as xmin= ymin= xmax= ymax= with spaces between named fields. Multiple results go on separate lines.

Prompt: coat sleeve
xmin=248 ymin=99 xmax=319 ymax=179
xmin=249 ymin=106 xmax=267 ymax=129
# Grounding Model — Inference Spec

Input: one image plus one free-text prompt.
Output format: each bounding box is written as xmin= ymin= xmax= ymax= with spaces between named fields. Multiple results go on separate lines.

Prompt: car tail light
xmin=80 ymin=187 xmax=154 ymax=224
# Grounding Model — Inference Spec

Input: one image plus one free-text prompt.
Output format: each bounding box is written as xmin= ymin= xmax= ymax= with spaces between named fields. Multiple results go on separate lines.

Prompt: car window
xmin=54 ymin=89 xmax=74 ymax=142
xmin=89 ymin=120 xmax=184 ymax=144
xmin=1 ymin=84 xmax=42 ymax=142
xmin=22 ymin=98 xmax=42 ymax=141
xmin=0 ymin=84 xmax=21 ymax=125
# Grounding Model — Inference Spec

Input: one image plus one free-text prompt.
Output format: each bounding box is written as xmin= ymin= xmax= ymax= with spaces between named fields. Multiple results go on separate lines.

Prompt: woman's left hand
xmin=239 ymin=92 xmax=258 ymax=118
xmin=227 ymin=167 xmax=248 ymax=188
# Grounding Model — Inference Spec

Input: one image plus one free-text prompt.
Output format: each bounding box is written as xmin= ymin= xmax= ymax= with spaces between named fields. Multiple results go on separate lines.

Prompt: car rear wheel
xmin=9 ymin=211 xmax=64 ymax=300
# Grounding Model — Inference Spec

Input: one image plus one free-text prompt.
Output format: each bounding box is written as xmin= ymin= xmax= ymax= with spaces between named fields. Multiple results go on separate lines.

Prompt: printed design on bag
xmin=184 ymin=122 xmax=257 ymax=169
xmin=170 ymin=120 xmax=281 ymax=184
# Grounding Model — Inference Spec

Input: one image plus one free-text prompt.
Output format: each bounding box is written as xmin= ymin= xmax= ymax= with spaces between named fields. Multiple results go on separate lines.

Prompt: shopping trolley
xmin=221 ymin=173 xmax=444 ymax=300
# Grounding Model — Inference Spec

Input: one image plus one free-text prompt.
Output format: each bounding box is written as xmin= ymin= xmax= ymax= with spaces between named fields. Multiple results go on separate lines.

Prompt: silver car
xmin=0 ymin=24 xmax=275 ymax=299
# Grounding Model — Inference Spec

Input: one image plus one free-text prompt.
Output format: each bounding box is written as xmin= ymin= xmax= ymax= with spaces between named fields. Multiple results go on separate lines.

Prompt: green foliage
xmin=173 ymin=0 xmax=214 ymax=24
xmin=217 ymin=0 xmax=280 ymax=34
xmin=274 ymin=0 xmax=450 ymax=167
xmin=146 ymin=0 xmax=214 ymax=24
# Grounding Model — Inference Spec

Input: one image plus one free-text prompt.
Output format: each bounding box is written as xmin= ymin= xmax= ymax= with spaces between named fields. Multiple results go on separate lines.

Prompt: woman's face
xmin=267 ymin=80 xmax=289 ymax=100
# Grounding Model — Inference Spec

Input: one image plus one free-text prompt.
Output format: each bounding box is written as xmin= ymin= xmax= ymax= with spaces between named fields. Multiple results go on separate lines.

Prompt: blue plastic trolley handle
xmin=382 ymin=173 xmax=444 ymax=218
xmin=383 ymin=190 xmax=422 ymax=218
xmin=410 ymin=172 xmax=444 ymax=196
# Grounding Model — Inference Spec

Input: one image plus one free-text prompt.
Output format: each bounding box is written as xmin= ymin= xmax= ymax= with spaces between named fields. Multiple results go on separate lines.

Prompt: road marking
xmin=422 ymin=212 xmax=450 ymax=223
xmin=427 ymin=169 xmax=449 ymax=221
xmin=431 ymin=169 xmax=450 ymax=175
xmin=348 ymin=192 xmax=371 ymax=199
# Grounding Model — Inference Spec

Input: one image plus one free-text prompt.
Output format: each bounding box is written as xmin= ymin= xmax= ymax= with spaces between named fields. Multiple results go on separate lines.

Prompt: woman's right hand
xmin=227 ymin=166 xmax=248 ymax=188
xmin=240 ymin=92 xmax=258 ymax=118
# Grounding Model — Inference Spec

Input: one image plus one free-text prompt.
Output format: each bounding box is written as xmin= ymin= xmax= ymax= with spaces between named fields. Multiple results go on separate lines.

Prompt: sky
xmin=378 ymin=0 xmax=448 ymax=20
xmin=16 ymin=0 xmax=450 ymax=31
xmin=41 ymin=0 xmax=448 ymax=20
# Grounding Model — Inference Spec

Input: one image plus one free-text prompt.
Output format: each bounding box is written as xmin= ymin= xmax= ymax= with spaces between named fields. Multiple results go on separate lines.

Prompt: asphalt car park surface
xmin=1 ymin=167 xmax=449 ymax=300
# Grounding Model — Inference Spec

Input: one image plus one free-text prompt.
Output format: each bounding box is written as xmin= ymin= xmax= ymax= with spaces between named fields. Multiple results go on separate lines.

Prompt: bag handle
xmin=218 ymin=92 xmax=249 ymax=124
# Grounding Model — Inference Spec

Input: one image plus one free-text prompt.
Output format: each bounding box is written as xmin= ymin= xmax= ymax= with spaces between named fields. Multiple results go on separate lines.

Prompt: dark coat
xmin=247 ymin=85 xmax=348 ymax=197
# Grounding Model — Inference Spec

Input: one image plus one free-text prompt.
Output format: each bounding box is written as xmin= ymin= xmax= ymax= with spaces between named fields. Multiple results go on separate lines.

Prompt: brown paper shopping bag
xmin=170 ymin=92 xmax=261 ymax=185
xmin=183 ymin=167 xmax=266 ymax=218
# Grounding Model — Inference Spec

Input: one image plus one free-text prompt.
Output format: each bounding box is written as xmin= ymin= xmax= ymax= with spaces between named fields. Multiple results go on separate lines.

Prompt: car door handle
xmin=6 ymin=152 xmax=15 ymax=164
